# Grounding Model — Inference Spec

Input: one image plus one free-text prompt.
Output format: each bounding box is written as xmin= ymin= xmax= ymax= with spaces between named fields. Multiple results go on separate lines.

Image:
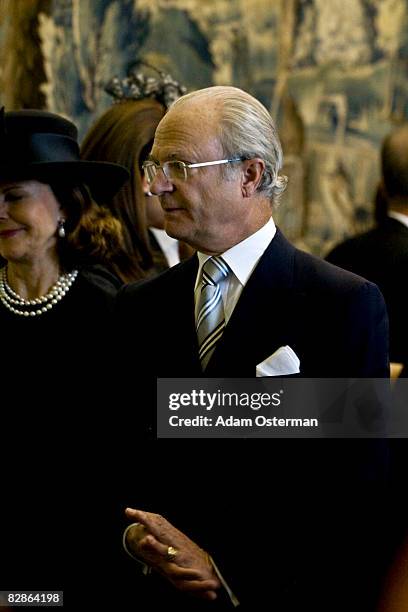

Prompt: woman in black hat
xmin=0 ymin=107 xmax=129 ymax=308
xmin=0 ymin=108 xmax=130 ymax=602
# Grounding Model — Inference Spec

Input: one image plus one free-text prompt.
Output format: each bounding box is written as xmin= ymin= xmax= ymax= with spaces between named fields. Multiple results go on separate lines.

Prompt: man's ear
xmin=241 ymin=158 xmax=265 ymax=197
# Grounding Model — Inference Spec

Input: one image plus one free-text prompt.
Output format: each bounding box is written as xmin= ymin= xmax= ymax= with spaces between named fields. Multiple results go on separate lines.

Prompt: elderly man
xmin=116 ymin=87 xmax=391 ymax=611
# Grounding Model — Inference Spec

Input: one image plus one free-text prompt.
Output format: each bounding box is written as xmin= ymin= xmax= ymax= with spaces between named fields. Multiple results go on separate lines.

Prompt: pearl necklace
xmin=0 ymin=267 xmax=79 ymax=317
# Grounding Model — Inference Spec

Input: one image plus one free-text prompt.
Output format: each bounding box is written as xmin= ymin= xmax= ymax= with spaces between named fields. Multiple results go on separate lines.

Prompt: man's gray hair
xmin=170 ymin=85 xmax=288 ymax=202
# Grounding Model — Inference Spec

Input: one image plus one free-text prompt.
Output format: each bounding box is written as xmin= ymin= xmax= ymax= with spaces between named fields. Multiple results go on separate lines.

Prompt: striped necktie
xmin=196 ymin=256 xmax=230 ymax=370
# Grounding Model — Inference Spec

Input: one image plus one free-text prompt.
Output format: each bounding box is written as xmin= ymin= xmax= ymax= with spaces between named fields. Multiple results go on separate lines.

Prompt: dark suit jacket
xmin=118 ymin=228 xmax=388 ymax=380
xmin=326 ymin=217 xmax=408 ymax=363
xmin=114 ymin=230 xmax=393 ymax=611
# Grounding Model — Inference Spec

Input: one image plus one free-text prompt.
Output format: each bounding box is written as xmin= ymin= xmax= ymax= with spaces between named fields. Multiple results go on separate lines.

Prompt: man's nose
xmin=149 ymin=169 xmax=174 ymax=196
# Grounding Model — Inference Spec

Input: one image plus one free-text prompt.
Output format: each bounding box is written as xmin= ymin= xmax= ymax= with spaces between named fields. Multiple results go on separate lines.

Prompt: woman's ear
xmin=241 ymin=158 xmax=265 ymax=197
xmin=57 ymin=217 xmax=66 ymax=238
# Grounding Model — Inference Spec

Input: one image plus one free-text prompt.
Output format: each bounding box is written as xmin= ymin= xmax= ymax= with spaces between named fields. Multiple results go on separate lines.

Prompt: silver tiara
xmin=104 ymin=61 xmax=186 ymax=109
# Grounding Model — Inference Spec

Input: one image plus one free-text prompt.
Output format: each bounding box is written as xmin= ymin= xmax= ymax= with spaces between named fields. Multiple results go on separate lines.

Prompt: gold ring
xmin=166 ymin=545 xmax=178 ymax=561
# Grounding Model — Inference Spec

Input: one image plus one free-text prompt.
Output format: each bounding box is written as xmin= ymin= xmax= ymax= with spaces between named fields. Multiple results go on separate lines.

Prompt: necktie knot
xmin=202 ymin=256 xmax=230 ymax=286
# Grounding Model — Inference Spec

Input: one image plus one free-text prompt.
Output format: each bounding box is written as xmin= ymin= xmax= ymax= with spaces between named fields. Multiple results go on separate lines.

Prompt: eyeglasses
xmin=142 ymin=157 xmax=244 ymax=184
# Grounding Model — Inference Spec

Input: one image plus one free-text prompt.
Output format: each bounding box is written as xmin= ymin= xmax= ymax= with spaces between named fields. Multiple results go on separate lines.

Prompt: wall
xmin=0 ymin=0 xmax=407 ymax=256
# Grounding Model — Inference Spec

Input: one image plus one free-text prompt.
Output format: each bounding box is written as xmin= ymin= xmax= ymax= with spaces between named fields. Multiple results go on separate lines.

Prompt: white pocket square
xmin=256 ymin=345 xmax=300 ymax=377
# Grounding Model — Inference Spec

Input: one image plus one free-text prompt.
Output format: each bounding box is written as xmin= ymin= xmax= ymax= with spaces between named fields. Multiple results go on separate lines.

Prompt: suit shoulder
xmin=326 ymin=228 xmax=382 ymax=261
xmin=117 ymin=259 xmax=193 ymax=302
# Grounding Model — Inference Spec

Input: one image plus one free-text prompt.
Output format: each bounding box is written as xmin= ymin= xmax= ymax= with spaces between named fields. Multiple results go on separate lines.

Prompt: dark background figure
xmin=374 ymin=181 xmax=390 ymax=226
xmin=114 ymin=86 xmax=395 ymax=612
xmin=326 ymin=125 xmax=408 ymax=367
xmin=80 ymin=63 xmax=193 ymax=284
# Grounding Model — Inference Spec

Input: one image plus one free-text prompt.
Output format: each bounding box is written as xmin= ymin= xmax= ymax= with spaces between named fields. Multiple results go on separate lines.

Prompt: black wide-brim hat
xmin=0 ymin=108 xmax=129 ymax=200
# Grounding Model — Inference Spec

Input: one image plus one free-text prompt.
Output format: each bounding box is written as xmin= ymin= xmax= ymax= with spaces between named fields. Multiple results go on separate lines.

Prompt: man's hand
xmin=125 ymin=508 xmax=221 ymax=601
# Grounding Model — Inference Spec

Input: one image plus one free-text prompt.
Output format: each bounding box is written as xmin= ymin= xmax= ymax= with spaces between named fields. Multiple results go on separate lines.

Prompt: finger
xmin=139 ymin=535 xmax=205 ymax=578
xmin=165 ymin=565 xmax=206 ymax=581
xmin=125 ymin=508 xmax=146 ymax=521
xmin=138 ymin=534 xmax=188 ymax=572
xmin=125 ymin=523 xmax=149 ymax=549
xmin=201 ymin=591 xmax=218 ymax=601
xmin=125 ymin=508 xmax=171 ymax=541
xmin=169 ymin=586 xmax=218 ymax=602
xmin=171 ymin=579 xmax=220 ymax=594
xmin=140 ymin=533 xmax=181 ymax=562
xmin=177 ymin=580 xmax=219 ymax=592
xmin=137 ymin=534 xmax=164 ymax=563
xmin=168 ymin=579 xmax=218 ymax=601
xmin=139 ymin=538 xmax=211 ymax=583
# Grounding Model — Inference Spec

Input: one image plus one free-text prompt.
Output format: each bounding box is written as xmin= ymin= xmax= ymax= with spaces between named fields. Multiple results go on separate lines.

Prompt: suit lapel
xmin=206 ymin=230 xmax=300 ymax=376
xmin=163 ymin=256 xmax=201 ymax=375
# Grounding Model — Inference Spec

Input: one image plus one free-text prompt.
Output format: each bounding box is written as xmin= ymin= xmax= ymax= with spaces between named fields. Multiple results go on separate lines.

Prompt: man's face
xmin=149 ymin=104 xmax=260 ymax=254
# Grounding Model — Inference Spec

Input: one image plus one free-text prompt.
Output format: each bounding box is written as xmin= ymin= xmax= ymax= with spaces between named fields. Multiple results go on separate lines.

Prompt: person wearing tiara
xmin=80 ymin=62 xmax=193 ymax=284
xmin=0 ymin=108 xmax=130 ymax=602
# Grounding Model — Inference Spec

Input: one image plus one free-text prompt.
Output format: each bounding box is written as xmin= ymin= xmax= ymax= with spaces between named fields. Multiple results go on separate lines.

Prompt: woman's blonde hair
xmin=81 ymin=99 xmax=167 ymax=282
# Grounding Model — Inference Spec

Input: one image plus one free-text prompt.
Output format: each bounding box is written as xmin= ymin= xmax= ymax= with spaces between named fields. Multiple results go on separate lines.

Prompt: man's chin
xmin=163 ymin=219 xmax=184 ymax=240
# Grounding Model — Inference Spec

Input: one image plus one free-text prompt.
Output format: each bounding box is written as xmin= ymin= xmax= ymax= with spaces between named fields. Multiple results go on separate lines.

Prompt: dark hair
xmin=50 ymin=182 xmax=124 ymax=270
xmin=373 ymin=181 xmax=389 ymax=225
xmin=381 ymin=125 xmax=408 ymax=199
xmin=81 ymin=98 xmax=166 ymax=282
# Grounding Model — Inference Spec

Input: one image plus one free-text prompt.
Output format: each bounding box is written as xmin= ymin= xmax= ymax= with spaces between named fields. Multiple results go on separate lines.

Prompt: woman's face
xmin=142 ymin=173 xmax=165 ymax=230
xmin=0 ymin=180 xmax=62 ymax=265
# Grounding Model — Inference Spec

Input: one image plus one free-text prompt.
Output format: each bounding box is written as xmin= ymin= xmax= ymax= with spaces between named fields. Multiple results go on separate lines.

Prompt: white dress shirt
xmin=150 ymin=227 xmax=180 ymax=267
xmin=195 ymin=217 xmax=276 ymax=324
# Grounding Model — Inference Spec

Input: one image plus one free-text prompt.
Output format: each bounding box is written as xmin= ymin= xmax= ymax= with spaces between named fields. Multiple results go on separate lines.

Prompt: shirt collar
xmin=150 ymin=227 xmax=179 ymax=255
xmin=196 ymin=217 xmax=276 ymax=287
xmin=388 ymin=211 xmax=408 ymax=229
